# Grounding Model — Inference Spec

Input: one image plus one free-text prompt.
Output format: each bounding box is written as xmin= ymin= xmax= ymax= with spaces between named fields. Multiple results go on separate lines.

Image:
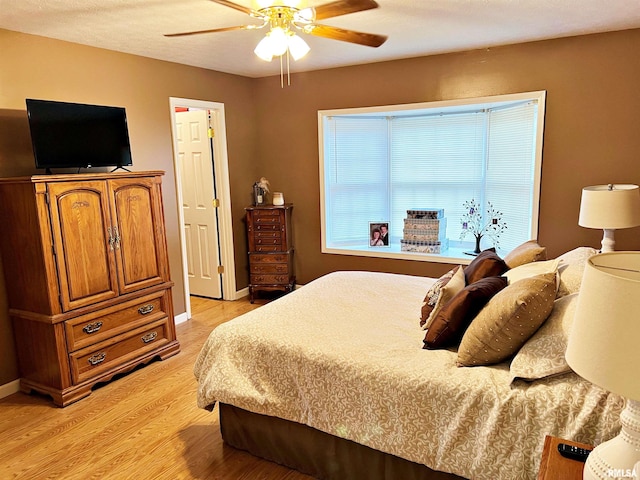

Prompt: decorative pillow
xmin=556 ymin=247 xmax=598 ymax=297
xmin=457 ymin=272 xmax=557 ymax=367
xmin=509 ymin=293 xmax=578 ymax=382
xmin=420 ymin=266 xmax=465 ymax=330
xmin=504 ymin=258 xmax=560 ymax=286
xmin=503 ymin=240 xmax=547 ymax=269
xmin=464 ymin=249 xmax=509 ymax=285
xmin=423 ymin=276 xmax=508 ymax=350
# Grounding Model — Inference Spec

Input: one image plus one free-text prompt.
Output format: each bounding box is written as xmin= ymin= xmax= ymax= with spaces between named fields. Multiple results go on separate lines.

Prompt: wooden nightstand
xmin=538 ymin=435 xmax=592 ymax=480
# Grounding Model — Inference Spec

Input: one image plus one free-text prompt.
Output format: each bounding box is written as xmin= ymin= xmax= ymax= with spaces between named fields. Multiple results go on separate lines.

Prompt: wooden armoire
xmin=245 ymin=204 xmax=295 ymax=303
xmin=0 ymin=171 xmax=180 ymax=406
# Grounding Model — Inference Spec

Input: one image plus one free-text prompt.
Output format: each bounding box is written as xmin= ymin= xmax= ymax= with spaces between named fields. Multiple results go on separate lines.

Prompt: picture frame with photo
xmin=369 ymin=222 xmax=390 ymax=247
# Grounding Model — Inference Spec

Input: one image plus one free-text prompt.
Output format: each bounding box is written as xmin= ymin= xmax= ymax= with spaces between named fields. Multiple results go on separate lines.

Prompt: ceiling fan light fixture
xmin=170 ymin=0 xmax=387 ymax=86
xmin=287 ymin=33 xmax=310 ymax=60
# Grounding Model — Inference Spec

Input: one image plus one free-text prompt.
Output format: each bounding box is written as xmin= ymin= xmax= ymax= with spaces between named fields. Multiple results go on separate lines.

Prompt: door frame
xmin=169 ymin=97 xmax=237 ymax=319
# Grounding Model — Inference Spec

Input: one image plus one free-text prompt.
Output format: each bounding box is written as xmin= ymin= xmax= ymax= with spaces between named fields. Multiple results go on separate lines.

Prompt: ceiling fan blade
xmin=164 ymin=25 xmax=251 ymax=38
xmin=306 ymin=24 xmax=387 ymax=47
xmin=208 ymin=0 xmax=255 ymax=15
xmin=313 ymin=0 xmax=379 ymax=20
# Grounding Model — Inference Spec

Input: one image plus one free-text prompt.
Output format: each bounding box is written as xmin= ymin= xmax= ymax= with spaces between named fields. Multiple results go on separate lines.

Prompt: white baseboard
xmin=174 ymin=311 xmax=189 ymax=325
xmin=235 ymin=287 xmax=249 ymax=300
xmin=232 ymin=285 xmax=301 ymax=301
xmin=0 ymin=379 xmax=20 ymax=400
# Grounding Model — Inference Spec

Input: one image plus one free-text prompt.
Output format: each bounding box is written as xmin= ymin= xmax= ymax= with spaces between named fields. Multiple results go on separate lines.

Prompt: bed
xmin=194 ymin=246 xmax=624 ymax=480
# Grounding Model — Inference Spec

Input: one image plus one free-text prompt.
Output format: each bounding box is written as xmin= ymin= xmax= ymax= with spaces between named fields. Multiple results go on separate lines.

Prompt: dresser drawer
xmin=253 ymin=213 xmax=282 ymax=224
xmin=69 ymin=318 xmax=170 ymax=384
xmin=250 ymin=263 xmax=290 ymax=274
xmin=250 ymin=274 xmax=292 ymax=285
xmin=254 ymin=223 xmax=281 ymax=231
xmin=255 ymin=231 xmax=282 ymax=240
xmin=65 ymin=290 xmax=169 ymax=352
xmin=254 ymin=245 xmax=282 ymax=252
xmin=250 ymin=253 xmax=290 ymax=263
xmin=255 ymin=237 xmax=283 ymax=247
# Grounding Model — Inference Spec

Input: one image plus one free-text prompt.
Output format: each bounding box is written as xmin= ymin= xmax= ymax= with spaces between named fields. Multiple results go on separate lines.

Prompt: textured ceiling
xmin=2 ymin=0 xmax=640 ymax=78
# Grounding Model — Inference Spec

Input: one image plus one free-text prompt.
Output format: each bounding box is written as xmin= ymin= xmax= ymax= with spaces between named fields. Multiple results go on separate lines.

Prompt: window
xmin=318 ymin=91 xmax=546 ymax=263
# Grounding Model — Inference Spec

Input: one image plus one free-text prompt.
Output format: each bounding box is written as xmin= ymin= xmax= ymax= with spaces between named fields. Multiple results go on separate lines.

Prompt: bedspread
xmin=194 ymin=271 xmax=623 ymax=480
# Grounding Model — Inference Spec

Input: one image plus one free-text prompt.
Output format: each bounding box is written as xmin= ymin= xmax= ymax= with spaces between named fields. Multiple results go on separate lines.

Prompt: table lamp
xmin=578 ymin=184 xmax=640 ymax=252
xmin=565 ymin=252 xmax=640 ymax=480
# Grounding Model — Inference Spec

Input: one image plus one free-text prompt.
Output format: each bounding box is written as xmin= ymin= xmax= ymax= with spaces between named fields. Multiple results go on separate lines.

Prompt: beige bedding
xmin=194 ymin=271 xmax=623 ymax=480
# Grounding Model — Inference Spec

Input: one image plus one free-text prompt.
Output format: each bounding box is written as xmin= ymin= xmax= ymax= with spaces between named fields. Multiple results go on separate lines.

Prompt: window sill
xmin=322 ymin=244 xmax=480 ymax=265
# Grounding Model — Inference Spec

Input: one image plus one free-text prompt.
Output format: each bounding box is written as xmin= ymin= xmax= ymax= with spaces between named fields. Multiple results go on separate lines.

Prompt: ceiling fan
xmin=165 ymin=0 xmax=388 ymax=54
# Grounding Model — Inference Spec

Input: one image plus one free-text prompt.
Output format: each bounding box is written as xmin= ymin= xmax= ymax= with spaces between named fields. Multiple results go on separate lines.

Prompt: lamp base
xmin=600 ymin=229 xmax=616 ymax=253
xmin=583 ymin=399 xmax=640 ymax=479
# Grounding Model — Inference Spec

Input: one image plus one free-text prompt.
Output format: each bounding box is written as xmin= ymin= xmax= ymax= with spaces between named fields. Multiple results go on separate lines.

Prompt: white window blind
xmin=324 ymin=117 xmax=388 ymax=245
xmin=319 ymin=92 xmax=545 ymax=260
xmin=485 ymin=102 xmax=538 ymax=251
xmin=389 ymin=112 xmax=485 ymax=246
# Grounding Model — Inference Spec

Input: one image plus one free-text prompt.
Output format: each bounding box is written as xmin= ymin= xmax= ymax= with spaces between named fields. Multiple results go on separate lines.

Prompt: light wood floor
xmin=0 ymin=295 xmax=313 ymax=480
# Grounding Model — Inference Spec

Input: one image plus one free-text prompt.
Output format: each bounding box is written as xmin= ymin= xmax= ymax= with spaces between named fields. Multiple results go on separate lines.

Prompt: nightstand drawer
xmin=65 ymin=291 xmax=169 ymax=352
xmin=69 ymin=318 xmax=170 ymax=384
xmin=251 ymin=274 xmax=291 ymax=285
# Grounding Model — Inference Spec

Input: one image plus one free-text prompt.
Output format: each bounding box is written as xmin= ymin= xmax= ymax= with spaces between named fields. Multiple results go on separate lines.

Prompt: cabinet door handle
xmin=141 ymin=332 xmax=158 ymax=344
xmin=88 ymin=353 xmax=106 ymax=365
xmin=82 ymin=321 xmax=103 ymax=334
xmin=113 ymin=225 xmax=121 ymax=250
xmin=138 ymin=304 xmax=154 ymax=315
xmin=107 ymin=227 xmax=115 ymax=251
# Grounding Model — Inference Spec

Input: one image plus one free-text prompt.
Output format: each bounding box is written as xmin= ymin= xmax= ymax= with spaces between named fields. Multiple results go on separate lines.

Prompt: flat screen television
xmin=26 ymin=98 xmax=133 ymax=172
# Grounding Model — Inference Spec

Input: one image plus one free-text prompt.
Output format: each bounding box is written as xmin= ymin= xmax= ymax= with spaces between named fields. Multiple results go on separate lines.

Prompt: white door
xmin=176 ymin=109 xmax=222 ymax=299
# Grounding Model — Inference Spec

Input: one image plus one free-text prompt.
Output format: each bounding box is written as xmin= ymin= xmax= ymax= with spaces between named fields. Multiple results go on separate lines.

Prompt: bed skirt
xmin=219 ymin=403 xmax=464 ymax=480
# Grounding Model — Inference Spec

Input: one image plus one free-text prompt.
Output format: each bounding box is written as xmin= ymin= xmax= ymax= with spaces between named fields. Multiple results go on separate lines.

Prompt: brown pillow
xmin=457 ymin=272 xmax=557 ymax=367
xmin=504 ymin=240 xmax=547 ymax=269
xmin=463 ymin=249 xmax=509 ymax=285
xmin=423 ymin=276 xmax=508 ymax=350
xmin=420 ymin=265 xmax=465 ymax=329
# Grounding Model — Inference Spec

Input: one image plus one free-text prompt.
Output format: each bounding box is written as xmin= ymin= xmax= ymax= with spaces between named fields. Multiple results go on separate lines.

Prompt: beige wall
xmin=0 ymin=29 xmax=258 ymax=385
xmin=1 ymin=27 xmax=640 ymax=386
xmin=252 ymin=28 xmax=640 ymax=283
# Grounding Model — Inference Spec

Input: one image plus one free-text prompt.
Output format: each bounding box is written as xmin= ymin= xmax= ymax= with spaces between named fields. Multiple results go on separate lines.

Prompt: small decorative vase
xmin=273 ymin=192 xmax=284 ymax=206
xmin=473 ymin=234 xmax=482 ymax=254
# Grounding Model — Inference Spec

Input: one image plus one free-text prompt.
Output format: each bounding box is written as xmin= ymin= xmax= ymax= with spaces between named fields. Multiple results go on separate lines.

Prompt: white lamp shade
xmin=566 ymin=251 xmax=640 ymax=401
xmin=254 ymin=35 xmax=274 ymax=61
xmin=287 ymin=33 xmax=310 ymax=60
xmin=578 ymin=184 xmax=640 ymax=229
xmin=268 ymin=27 xmax=288 ymax=56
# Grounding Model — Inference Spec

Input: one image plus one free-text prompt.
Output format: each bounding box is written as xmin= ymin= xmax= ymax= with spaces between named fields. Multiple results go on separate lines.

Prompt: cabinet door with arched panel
xmin=47 ymin=180 xmax=119 ymax=311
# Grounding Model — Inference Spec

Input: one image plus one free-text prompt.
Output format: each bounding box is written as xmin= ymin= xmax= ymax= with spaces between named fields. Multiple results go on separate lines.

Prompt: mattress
xmin=194 ymin=270 xmax=623 ymax=480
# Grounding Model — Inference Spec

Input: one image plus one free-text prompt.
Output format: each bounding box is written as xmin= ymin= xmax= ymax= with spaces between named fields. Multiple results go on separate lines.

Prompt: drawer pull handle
xmin=141 ymin=332 xmax=158 ymax=344
xmin=138 ymin=304 xmax=154 ymax=315
xmin=88 ymin=353 xmax=106 ymax=365
xmin=82 ymin=321 xmax=103 ymax=334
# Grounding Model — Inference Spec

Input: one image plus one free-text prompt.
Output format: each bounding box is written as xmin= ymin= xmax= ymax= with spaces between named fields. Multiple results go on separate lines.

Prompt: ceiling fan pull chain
xmin=280 ymin=54 xmax=284 ymax=88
